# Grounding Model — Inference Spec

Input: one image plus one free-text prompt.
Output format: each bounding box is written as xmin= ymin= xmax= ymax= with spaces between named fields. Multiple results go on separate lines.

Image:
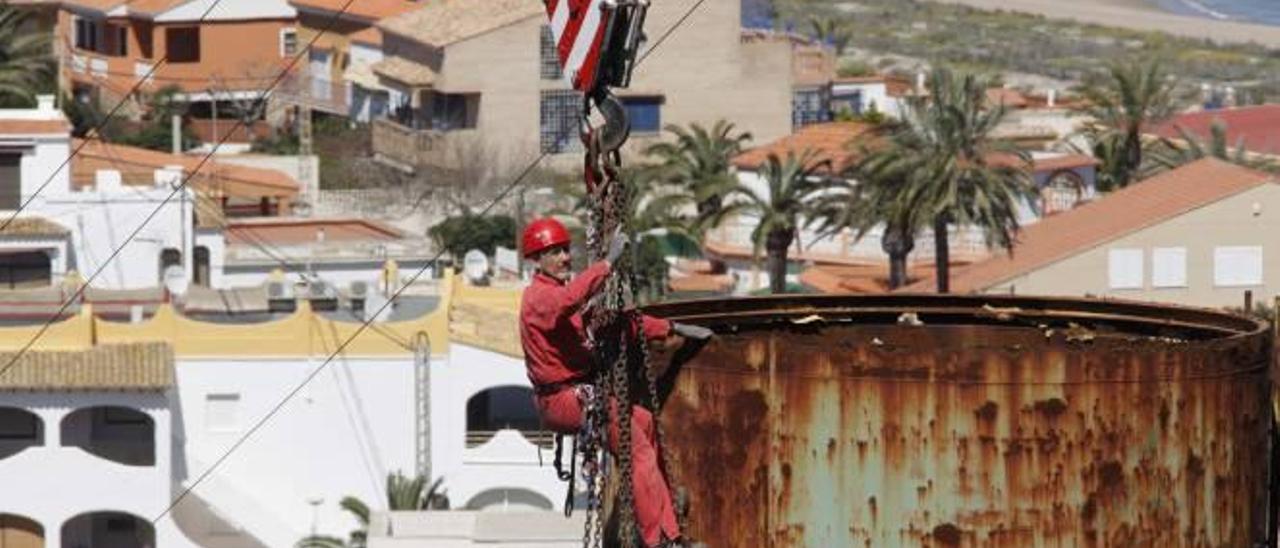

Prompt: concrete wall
xmin=987 ymin=183 xmax=1280 ymax=308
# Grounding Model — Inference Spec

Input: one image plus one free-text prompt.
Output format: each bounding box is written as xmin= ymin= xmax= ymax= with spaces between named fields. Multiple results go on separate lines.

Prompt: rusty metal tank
xmin=647 ymin=295 xmax=1274 ymax=547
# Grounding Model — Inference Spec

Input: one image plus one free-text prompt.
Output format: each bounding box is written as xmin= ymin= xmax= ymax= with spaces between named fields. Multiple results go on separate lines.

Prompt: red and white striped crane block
xmin=544 ymin=0 xmax=609 ymax=93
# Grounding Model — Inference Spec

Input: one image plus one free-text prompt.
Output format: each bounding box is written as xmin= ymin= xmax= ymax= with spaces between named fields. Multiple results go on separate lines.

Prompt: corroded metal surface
xmin=648 ymin=295 xmax=1273 ymax=547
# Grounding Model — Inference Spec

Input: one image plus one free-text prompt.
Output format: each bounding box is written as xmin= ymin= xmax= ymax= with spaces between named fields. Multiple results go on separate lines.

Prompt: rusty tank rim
xmin=646 ymin=293 xmax=1268 ymax=341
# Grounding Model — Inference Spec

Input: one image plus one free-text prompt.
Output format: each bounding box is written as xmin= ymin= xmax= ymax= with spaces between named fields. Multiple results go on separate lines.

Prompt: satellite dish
xmin=163 ymin=265 xmax=189 ymax=297
xmin=463 ymin=249 xmax=490 ymax=284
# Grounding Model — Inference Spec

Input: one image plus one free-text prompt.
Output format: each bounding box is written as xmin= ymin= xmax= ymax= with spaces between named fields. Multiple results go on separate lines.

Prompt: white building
xmin=0 ymin=274 xmax=570 ymax=547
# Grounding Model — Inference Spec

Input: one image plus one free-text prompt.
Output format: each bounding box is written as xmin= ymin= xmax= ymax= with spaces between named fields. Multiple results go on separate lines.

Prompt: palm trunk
xmin=881 ymin=225 xmax=915 ymax=290
xmin=766 ymin=229 xmax=794 ymax=294
xmin=933 ymin=216 xmax=950 ymax=294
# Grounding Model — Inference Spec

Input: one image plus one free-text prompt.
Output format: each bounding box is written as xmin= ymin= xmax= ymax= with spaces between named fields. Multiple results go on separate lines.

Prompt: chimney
xmin=154 ymin=165 xmax=184 ymax=189
xmin=1047 ymin=89 xmax=1057 ymax=108
xmin=94 ymin=170 xmax=122 ymax=193
xmin=172 ymin=115 xmax=182 ymax=154
xmin=915 ymin=71 xmax=926 ymax=95
xmin=36 ymin=95 xmax=55 ymax=112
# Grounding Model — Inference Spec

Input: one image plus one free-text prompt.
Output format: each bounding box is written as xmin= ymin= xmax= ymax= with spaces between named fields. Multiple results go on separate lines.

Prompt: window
xmin=280 ymin=27 xmax=298 ymax=57
xmin=540 ymin=89 xmax=582 ymax=154
xmin=1151 ymin=247 xmax=1187 ymax=288
xmin=111 ymin=24 xmax=128 ymax=56
xmin=74 ymin=17 xmax=99 ymax=51
xmin=622 ymin=96 xmax=662 ymax=134
xmin=205 ymin=394 xmax=240 ymax=432
xmin=0 ymin=153 xmax=20 ymax=210
xmin=791 ymin=88 xmax=830 ymax=129
xmin=165 ymin=27 xmax=200 ymax=63
xmin=540 ymin=26 xmax=562 ymax=80
xmin=1214 ymin=246 xmax=1263 ymax=287
xmin=1107 ymin=248 xmax=1143 ymax=290
xmin=430 ymin=93 xmax=478 ymax=131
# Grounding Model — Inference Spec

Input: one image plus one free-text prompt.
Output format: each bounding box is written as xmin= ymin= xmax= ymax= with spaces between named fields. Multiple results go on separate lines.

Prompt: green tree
xmin=644 ymin=121 xmax=752 ymax=237
xmin=296 ymin=473 xmax=446 ymax=548
xmin=1073 ymin=59 xmax=1186 ymax=190
xmin=1148 ymin=120 xmax=1276 ymax=172
xmin=70 ymin=85 xmax=201 ymax=151
xmin=0 ymin=5 xmax=53 ymax=106
xmin=428 ymin=214 xmax=516 ymax=260
xmin=809 ymin=15 xmax=853 ymax=57
xmin=716 ymin=149 xmax=829 ymax=294
xmin=866 ymin=68 xmax=1038 ymax=293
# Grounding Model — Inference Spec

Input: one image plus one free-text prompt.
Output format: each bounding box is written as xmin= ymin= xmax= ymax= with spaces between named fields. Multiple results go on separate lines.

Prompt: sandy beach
xmin=932 ymin=0 xmax=1280 ymax=48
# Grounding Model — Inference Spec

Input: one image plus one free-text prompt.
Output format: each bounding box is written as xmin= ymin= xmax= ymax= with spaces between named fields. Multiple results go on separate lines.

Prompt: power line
xmin=0 ymin=0 xmax=362 ymax=383
xmin=148 ymin=0 xmax=713 ymax=525
xmin=0 ymin=0 xmax=237 ymax=233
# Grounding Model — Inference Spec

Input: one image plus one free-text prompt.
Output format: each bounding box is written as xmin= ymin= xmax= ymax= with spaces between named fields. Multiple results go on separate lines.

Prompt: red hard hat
xmin=522 ymin=217 xmax=571 ymax=258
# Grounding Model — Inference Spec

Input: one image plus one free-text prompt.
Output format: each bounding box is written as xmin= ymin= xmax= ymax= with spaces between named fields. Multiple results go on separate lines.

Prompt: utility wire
xmin=0 ymin=0 xmax=241 ymax=233
xmin=0 ymin=0 xmax=361 ymax=382
xmin=148 ymin=0 xmax=713 ymax=524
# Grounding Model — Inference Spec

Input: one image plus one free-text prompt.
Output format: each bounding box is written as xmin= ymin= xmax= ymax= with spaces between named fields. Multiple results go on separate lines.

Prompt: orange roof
xmin=988 ymin=153 xmax=1101 ymax=173
xmin=73 ymin=139 xmax=301 ymax=199
xmin=900 ymin=158 xmax=1275 ymax=293
xmin=732 ymin=122 xmax=877 ymax=172
xmin=986 ymin=88 xmax=1030 ymax=109
xmin=800 ymin=264 xmax=933 ymax=294
xmin=290 ymin=0 xmax=422 ymax=20
xmin=833 ymin=75 xmax=888 ymax=85
xmin=226 ymin=218 xmax=403 ymax=245
xmin=0 ymin=119 xmax=72 ymax=135
xmin=350 ymin=26 xmax=383 ymax=46
xmin=668 ymin=273 xmax=735 ymax=293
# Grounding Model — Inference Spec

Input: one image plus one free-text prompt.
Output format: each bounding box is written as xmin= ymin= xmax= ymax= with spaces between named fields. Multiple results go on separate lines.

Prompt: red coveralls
xmin=521 ymin=261 xmax=680 ymax=547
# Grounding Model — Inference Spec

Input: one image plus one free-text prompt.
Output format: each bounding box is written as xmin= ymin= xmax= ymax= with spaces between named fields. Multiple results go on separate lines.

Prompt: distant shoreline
xmin=930 ymin=0 xmax=1280 ymax=48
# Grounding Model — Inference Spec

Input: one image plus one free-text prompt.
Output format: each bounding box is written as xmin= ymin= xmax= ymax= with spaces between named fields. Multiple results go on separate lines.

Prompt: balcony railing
xmin=371 ymin=118 xmax=453 ymax=170
xmin=275 ymin=69 xmax=349 ymax=115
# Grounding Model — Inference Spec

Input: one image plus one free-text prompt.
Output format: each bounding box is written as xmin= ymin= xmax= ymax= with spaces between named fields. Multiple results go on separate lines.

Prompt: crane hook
xmin=591 ymin=89 xmax=630 ymax=154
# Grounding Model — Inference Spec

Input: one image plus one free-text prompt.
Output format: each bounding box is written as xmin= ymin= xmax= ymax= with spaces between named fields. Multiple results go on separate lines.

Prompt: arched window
xmin=63 ymin=511 xmax=154 ymax=548
xmin=0 ymin=407 xmax=42 ymax=460
xmin=159 ymin=248 xmax=182 ymax=283
xmin=61 ymin=407 xmax=155 ymax=466
xmin=193 ymin=246 xmax=211 ymax=287
xmin=465 ymin=386 xmax=550 ymax=449
xmin=0 ymin=251 xmax=51 ymax=289
xmin=0 ymin=513 xmax=44 ymax=548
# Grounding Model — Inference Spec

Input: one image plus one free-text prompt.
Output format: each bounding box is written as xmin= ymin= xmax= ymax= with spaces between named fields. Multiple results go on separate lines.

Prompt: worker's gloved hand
xmin=671 ymin=322 xmax=713 ymax=341
xmin=605 ymin=229 xmax=630 ymax=265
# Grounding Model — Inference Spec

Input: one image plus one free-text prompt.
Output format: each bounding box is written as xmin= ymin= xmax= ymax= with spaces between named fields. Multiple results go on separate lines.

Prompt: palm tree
xmin=0 ymin=5 xmax=53 ymax=106
xmin=716 ymin=149 xmax=830 ymax=294
xmin=295 ymin=473 xmax=446 ymax=548
xmin=1073 ymin=59 xmax=1186 ymax=190
xmin=808 ymin=15 xmax=853 ymax=57
xmin=1148 ymin=120 xmax=1276 ymax=172
xmin=866 ymin=68 xmax=1038 ymax=293
xmin=644 ymin=121 xmax=752 ymax=237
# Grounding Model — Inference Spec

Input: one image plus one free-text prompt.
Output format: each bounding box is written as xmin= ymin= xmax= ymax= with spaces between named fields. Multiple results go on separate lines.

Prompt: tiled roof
xmin=986 ymin=88 xmax=1030 ymax=109
xmin=378 ymin=0 xmax=543 ymax=48
xmin=350 ymin=26 xmax=383 ymax=46
xmin=73 ymin=139 xmax=300 ymax=199
xmin=372 ymin=56 xmax=437 ymax=87
xmin=0 ymin=342 xmax=173 ymax=392
xmin=0 ymin=119 xmax=72 ymax=135
xmin=901 ymin=158 xmax=1275 ymax=293
xmin=225 ymin=218 xmax=404 ymax=245
xmin=0 ymin=217 xmax=70 ymax=238
xmin=290 ymin=0 xmax=421 ymax=20
xmin=1150 ymin=105 xmax=1280 ymax=156
xmin=800 ymin=264 xmax=933 ymax=294
xmin=732 ymin=122 xmax=877 ymax=172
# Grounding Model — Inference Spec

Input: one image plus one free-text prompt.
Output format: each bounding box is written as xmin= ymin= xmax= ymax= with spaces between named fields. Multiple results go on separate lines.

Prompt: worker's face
xmin=537 ymin=244 xmax=572 ymax=281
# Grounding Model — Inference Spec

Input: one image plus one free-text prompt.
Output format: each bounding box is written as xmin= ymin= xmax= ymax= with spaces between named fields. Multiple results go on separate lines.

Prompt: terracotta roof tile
xmin=0 ymin=119 xmax=73 ymax=135
xmin=225 ymin=218 xmax=404 ymax=245
xmin=371 ymin=55 xmax=437 ymax=86
xmin=0 ymin=217 xmax=70 ymax=238
xmin=0 ymin=342 xmax=173 ymax=392
xmin=350 ymin=26 xmax=383 ymax=46
xmin=378 ymin=0 xmax=543 ymax=48
xmin=290 ymin=0 xmax=422 ymax=20
xmin=1151 ymin=105 xmax=1280 ymax=156
xmin=732 ymin=122 xmax=877 ymax=172
xmin=73 ymin=139 xmax=300 ymax=199
xmin=900 ymin=158 xmax=1275 ymax=293
xmin=986 ymin=88 xmax=1030 ymax=109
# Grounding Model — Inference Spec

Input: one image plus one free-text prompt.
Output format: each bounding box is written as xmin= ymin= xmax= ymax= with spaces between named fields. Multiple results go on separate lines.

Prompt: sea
xmin=1152 ymin=0 xmax=1280 ymax=25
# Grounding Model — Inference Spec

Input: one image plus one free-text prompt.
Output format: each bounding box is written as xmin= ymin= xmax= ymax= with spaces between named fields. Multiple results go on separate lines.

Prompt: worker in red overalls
xmin=519 ymin=217 xmax=711 ymax=548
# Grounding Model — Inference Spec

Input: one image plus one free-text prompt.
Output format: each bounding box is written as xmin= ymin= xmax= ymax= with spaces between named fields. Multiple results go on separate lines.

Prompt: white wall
xmin=173 ymin=356 xmax=417 ymax=546
xmin=0 ymin=391 xmax=180 ymax=547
